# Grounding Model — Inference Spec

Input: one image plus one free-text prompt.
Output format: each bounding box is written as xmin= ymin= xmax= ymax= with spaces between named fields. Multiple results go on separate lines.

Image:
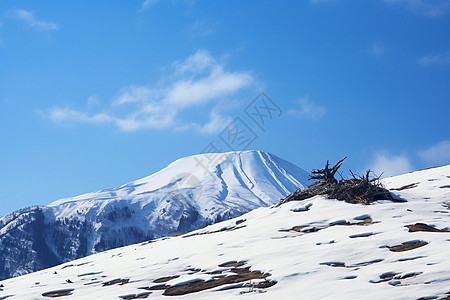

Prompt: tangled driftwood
xmin=280 ymin=158 xmax=401 ymax=205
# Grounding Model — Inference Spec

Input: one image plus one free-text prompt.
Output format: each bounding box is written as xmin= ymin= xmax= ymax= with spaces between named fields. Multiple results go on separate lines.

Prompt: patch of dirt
xmin=153 ymin=275 xmax=180 ymax=283
xmin=407 ymin=223 xmax=449 ymax=233
xmin=61 ymin=262 xmax=91 ymax=270
xmin=349 ymin=232 xmax=377 ymax=238
xmin=102 ymin=278 xmax=130 ymax=286
xmin=283 ymin=217 xmax=374 ymax=234
xmin=396 ymin=256 xmax=426 ymax=262
xmin=388 ymin=241 xmax=428 ymax=252
xmin=350 ymin=259 xmax=383 ymax=267
xmin=235 ymin=280 xmax=278 ymax=294
xmin=320 ymin=262 xmax=345 ymax=267
xmin=140 ymin=284 xmax=168 ymax=291
xmin=372 ymin=272 xmax=422 ymax=284
xmin=170 ymin=234 xmax=183 ymax=237
xmin=391 ymin=183 xmax=419 ymax=191
xmin=141 ymin=261 xmax=276 ymax=296
xmin=83 ymin=281 xmax=102 ymax=286
xmin=396 ymin=272 xmax=422 ymax=279
xmin=331 ymin=217 xmax=374 ymax=226
xmin=321 ymin=259 xmax=383 ymax=268
xmin=184 ymin=225 xmax=247 ymax=238
xmin=291 ymin=203 xmax=313 ymax=212
xmin=119 ymin=292 xmax=152 ymax=299
xmin=219 ymin=261 xmax=246 ymax=268
xmin=61 ymin=264 xmax=74 ymax=269
xmin=379 ymin=272 xmax=399 ymax=281
xmin=162 ymin=268 xmax=274 ymax=296
xmin=185 ymin=268 xmax=201 ymax=274
xmin=251 ymin=281 xmax=277 ymax=289
xmin=140 ymin=240 xmax=154 ymax=246
xmin=288 ymin=225 xmax=308 ymax=232
xmin=291 ymin=226 xmax=320 ymax=233
xmin=77 ymin=272 xmax=103 ymax=277
xmin=42 ymin=289 xmax=74 ymax=297
xmin=235 ymin=219 xmax=246 ymax=225
xmin=205 ymin=270 xmax=223 ymax=275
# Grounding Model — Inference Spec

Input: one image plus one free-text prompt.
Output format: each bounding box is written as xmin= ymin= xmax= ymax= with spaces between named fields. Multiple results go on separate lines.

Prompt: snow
xmin=1 ymin=165 xmax=449 ymax=299
xmin=47 ymin=150 xmax=309 ymax=221
xmin=43 ymin=150 xmax=310 ymax=244
xmin=0 ymin=150 xmax=310 ymax=280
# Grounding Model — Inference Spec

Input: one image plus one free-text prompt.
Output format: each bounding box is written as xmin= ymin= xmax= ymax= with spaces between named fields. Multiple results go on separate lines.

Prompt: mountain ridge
xmin=0 ymin=150 xmax=309 ymax=280
xmin=1 ymin=164 xmax=449 ymax=299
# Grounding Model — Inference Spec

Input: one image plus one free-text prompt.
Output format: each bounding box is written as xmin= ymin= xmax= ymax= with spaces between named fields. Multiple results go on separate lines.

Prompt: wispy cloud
xmin=370 ymin=152 xmax=414 ymax=177
xmin=176 ymin=107 xmax=233 ymax=134
xmin=86 ymin=94 xmax=100 ymax=108
xmin=43 ymin=50 xmax=255 ymax=133
xmin=419 ymin=140 xmax=450 ymax=166
xmin=8 ymin=9 xmax=59 ymax=31
xmin=382 ymin=0 xmax=450 ymax=18
xmin=47 ymin=108 xmax=114 ymax=125
xmin=368 ymin=41 xmax=386 ymax=56
xmin=141 ymin=0 xmax=159 ymax=11
xmin=287 ymin=96 xmax=325 ymax=120
xmin=419 ymin=51 xmax=450 ymax=66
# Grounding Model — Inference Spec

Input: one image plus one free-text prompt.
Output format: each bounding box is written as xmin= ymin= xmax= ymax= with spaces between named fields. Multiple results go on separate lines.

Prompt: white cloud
xmin=287 ymin=96 xmax=325 ymax=120
xmin=177 ymin=108 xmax=233 ymax=134
xmin=43 ymin=50 xmax=254 ymax=133
xmin=370 ymin=153 xmax=414 ymax=178
xmin=166 ymin=67 xmax=252 ymax=108
xmin=198 ymin=110 xmax=232 ymax=134
xmin=368 ymin=41 xmax=386 ymax=56
xmin=48 ymin=108 xmax=114 ymax=125
xmin=9 ymin=9 xmax=59 ymax=31
xmin=141 ymin=0 xmax=159 ymax=10
xmin=113 ymin=85 xmax=157 ymax=106
xmin=419 ymin=51 xmax=450 ymax=66
xmin=46 ymin=105 xmax=176 ymax=132
xmin=172 ymin=49 xmax=217 ymax=75
xmin=382 ymin=0 xmax=450 ymax=18
xmin=419 ymin=140 xmax=450 ymax=165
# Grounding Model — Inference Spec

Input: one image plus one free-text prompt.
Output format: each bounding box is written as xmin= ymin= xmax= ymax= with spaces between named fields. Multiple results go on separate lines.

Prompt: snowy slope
xmin=1 ymin=166 xmax=449 ymax=299
xmin=0 ymin=150 xmax=310 ymax=280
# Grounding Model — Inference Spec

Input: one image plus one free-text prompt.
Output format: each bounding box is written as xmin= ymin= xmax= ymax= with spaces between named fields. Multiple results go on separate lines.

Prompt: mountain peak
xmin=3 ymin=165 xmax=449 ymax=299
xmin=0 ymin=151 xmax=309 ymax=280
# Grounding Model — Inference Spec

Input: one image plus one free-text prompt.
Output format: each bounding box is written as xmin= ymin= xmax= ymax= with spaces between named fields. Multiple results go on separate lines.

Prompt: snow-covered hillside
xmin=0 ymin=150 xmax=309 ymax=280
xmin=1 ymin=165 xmax=449 ymax=299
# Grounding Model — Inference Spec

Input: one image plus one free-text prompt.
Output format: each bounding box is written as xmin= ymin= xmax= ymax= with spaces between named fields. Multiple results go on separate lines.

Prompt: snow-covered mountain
xmin=1 ymin=165 xmax=449 ymax=300
xmin=0 ymin=150 xmax=310 ymax=280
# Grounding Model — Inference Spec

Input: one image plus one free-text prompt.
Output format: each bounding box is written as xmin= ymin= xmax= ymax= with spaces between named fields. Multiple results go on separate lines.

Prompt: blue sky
xmin=1 ymin=0 xmax=449 ymax=216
